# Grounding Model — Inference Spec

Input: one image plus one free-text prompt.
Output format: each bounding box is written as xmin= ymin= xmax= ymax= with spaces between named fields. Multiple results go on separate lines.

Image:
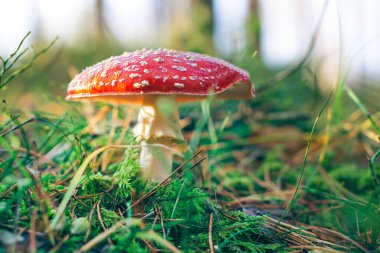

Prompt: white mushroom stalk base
xmin=139 ymin=143 xmax=174 ymax=182
xmin=133 ymin=95 xmax=184 ymax=181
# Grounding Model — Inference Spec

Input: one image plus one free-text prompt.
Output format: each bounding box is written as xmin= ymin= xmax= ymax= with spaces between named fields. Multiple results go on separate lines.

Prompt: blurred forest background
xmin=1 ymin=0 xmax=380 ymax=111
xmin=0 ymin=0 xmax=379 ymax=252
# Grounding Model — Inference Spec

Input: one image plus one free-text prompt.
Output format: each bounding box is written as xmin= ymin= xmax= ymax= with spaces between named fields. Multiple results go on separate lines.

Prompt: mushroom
xmin=66 ymin=49 xmax=254 ymax=181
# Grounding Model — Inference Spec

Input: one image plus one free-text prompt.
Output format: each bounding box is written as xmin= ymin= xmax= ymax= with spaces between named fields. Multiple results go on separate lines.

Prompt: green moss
xmin=329 ymin=164 xmax=373 ymax=193
xmin=1 ymin=30 xmax=379 ymax=252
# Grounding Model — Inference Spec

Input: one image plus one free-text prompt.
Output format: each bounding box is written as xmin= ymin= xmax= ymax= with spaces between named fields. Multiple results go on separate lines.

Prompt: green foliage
xmin=193 ymin=211 xmax=286 ymax=253
xmin=0 ymin=32 xmax=56 ymax=90
xmin=113 ymin=147 xmax=141 ymax=199
xmin=111 ymin=239 xmax=148 ymax=253
xmin=329 ymin=164 xmax=372 ymax=192
xmin=1 ymin=28 xmax=379 ymax=253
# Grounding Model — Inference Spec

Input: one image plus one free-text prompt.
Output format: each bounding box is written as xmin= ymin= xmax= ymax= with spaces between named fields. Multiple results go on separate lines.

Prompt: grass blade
xmin=279 ymin=89 xmax=334 ymax=222
xmin=345 ymin=86 xmax=380 ymax=135
xmin=50 ymin=145 xmax=131 ymax=229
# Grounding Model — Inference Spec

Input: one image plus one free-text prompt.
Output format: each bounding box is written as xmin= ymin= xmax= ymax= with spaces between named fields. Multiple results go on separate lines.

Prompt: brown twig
xmin=306 ymin=226 xmax=370 ymax=253
xmin=101 ymin=189 xmax=126 ymax=213
xmin=262 ymin=214 xmax=356 ymax=251
xmin=141 ymin=238 xmax=158 ymax=253
xmin=155 ymin=204 xmax=166 ymax=240
xmin=17 ymin=147 xmax=61 ymax=169
xmin=218 ymin=209 xmax=239 ymax=221
xmin=151 ymin=212 xmax=159 ymax=229
xmin=47 ymin=235 xmax=70 ymax=253
xmin=29 ymin=209 xmax=37 ymax=253
xmin=96 ymin=199 xmax=114 ymax=246
xmin=288 ymin=245 xmax=344 ymax=253
xmin=84 ymin=202 xmax=97 ymax=242
xmin=1 ymin=117 xmax=35 ymax=137
xmin=26 ymin=163 xmax=56 ymax=245
xmin=208 ymin=212 xmax=215 ymax=253
xmin=0 ymin=183 xmax=17 ymax=199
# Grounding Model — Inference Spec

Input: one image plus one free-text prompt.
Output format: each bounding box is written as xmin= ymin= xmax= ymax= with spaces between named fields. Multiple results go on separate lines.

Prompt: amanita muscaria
xmin=66 ymin=49 xmax=255 ymax=181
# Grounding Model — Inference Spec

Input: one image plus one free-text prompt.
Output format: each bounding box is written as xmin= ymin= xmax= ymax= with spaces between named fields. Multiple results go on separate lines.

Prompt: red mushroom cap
xmin=66 ymin=49 xmax=254 ymax=104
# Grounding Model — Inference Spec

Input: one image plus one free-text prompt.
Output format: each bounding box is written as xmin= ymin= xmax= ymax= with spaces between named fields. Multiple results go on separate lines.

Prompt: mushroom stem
xmin=140 ymin=142 xmax=173 ymax=182
xmin=133 ymin=95 xmax=184 ymax=181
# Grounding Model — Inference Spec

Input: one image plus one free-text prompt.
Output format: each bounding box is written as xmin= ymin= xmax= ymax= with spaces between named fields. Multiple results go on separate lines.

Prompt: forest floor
xmin=0 ymin=34 xmax=379 ymax=253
